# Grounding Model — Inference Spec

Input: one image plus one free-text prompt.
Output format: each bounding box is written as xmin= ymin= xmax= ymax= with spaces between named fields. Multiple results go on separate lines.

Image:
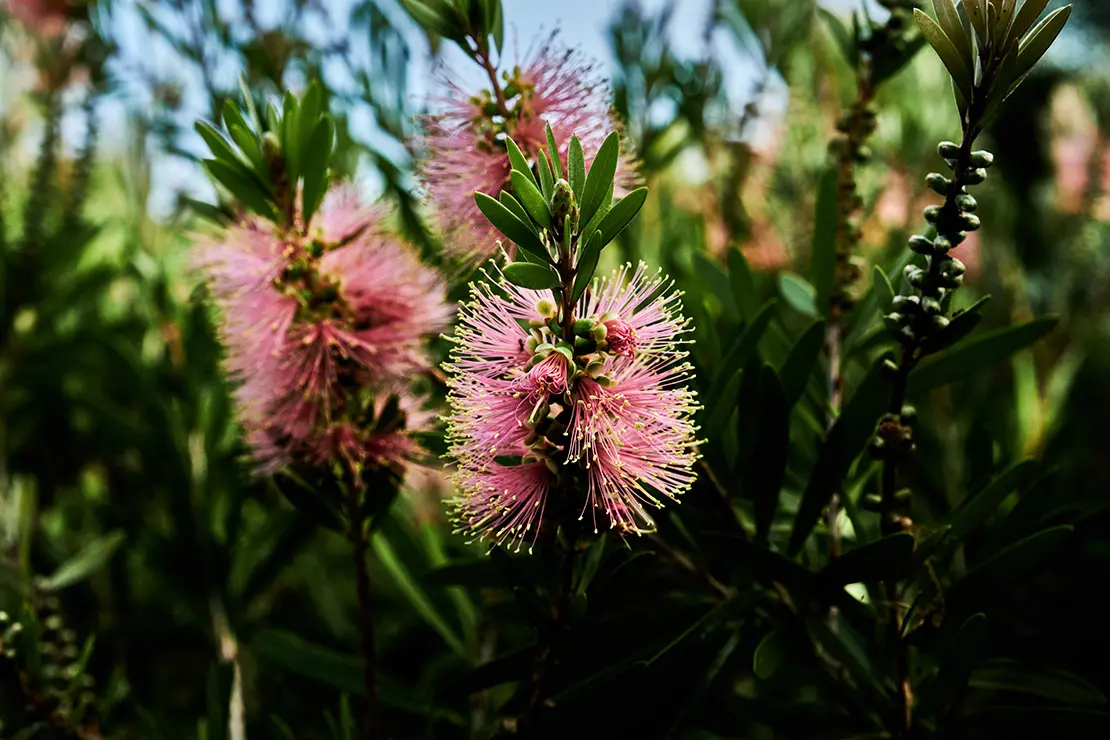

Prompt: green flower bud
xmin=932 ymin=235 xmax=953 ymax=252
xmin=550 ymin=179 xmax=578 ymax=226
xmin=922 ymin=297 xmax=942 ymax=315
xmin=909 ymin=235 xmax=935 ymax=254
xmin=924 ymin=205 xmax=943 ymax=224
xmin=932 ymin=315 xmax=950 ymax=330
xmin=965 ymin=168 xmax=988 ymax=185
xmin=960 ymin=213 xmax=981 ymax=231
xmin=925 ymin=173 xmax=950 ymax=195
xmin=970 ymin=150 xmax=995 ymax=168
xmin=938 ymin=141 xmax=961 ymax=160
xmin=955 ymin=194 xmax=977 ymax=213
xmin=591 ymin=323 xmax=608 ymax=342
xmin=573 ymin=317 xmax=596 ymax=335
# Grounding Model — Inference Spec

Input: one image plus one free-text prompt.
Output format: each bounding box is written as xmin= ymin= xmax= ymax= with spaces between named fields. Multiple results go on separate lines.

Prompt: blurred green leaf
xmin=728 ymin=247 xmax=759 ymax=322
xmin=945 ymin=459 xmax=1037 ymax=547
xmin=779 ymin=273 xmax=817 ymax=317
xmin=40 ymin=530 xmax=126 ymax=591
xmin=872 ymin=266 xmax=895 ymax=313
xmin=957 ymin=525 xmax=1073 ymax=594
xmin=711 ymin=299 xmax=776 ymax=393
xmin=749 ymin=366 xmax=788 ymax=544
xmin=753 ymin=628 xmax=789 ymax=680
xmin=302 ymin=116 xmax=334 ymax=228
xmin=921 ymin=295 xmax=991 ymax=354
xmin=252 ymin=629 xmax=362 ymax=693
xmin=970 ymin=660 xmax=1107 ymax=706
xmin=910 ymin=317 xmax=1058 ymax=392
xmin=780 ymin=320 xmax=826 ymax=408
xmin=789 ymin=354 xmax=894 ymax=555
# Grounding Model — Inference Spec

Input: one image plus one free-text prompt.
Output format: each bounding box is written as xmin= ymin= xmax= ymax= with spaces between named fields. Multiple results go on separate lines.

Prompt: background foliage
xmin=2 ymin=0 xmax=1109 ymax=738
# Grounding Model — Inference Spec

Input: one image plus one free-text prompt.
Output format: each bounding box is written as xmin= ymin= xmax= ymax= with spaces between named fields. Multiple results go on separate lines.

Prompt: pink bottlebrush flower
xmin=419 ymin=35 xmax=638 ymax=264
xmin=3 ymin=0 xmax=71 ymax=37
xmin=196 ymin=190 xmax=450 ymax=473
xmin=444 ymin=262 xmax=698 ymax=552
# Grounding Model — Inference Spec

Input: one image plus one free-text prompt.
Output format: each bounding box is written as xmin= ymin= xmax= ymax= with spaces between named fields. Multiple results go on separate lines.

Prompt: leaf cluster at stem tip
xmin=474 ymin=126 xmax=647 ymax=301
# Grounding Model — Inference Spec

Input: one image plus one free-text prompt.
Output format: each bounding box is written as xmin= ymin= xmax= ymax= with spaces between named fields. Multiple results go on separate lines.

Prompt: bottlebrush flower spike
xmin=444 ymin=262 xmax=699 ymax=552
xmin=195 ymin=189 xmax=450 ymax=474
xmin=419 ymin=34 xmax=638 ymax=264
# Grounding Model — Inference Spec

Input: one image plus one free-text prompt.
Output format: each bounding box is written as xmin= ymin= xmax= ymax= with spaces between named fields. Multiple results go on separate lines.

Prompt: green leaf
xmin=568 ymin=135 xmax=586 ymax=201
xmin=872 ymin=266 xmax=895 ymax=313
xmin=819 ymin=7 xmax=856 ymax=65
xmin=302 ymin=117 xmax=334 ymax=229
xmin=204 ymin=159 xmax=279 ymax=222
xmin=934 ymin=0 xmax=974 ymax=73
xmin=945 ymin=459 xmax=1037 ymax=547
xmin=928 ymin=612 xmax=988 ymax=709
xmin=536 ymin=149 xmax=555 ymax=202
xmin=822 ymin=533 xmax=916 ymax=585
xmin=498 ymin=191 xmax=530 ymax=225
xmin=282 ymin=90 xmax=301 ymax=186
xmin=503 ymin=262 xmax=562 ymax=290
xmin=753 ymin=628 xmax=790 ymax=680
xmin=252 ymin=629 xmax=362 ymax=693
xmin=749 ymin=367 xmax=789 ymax=544
xmin=728 ymin=247 xmax=759 ymax=322
xmin=372 ymin=528 xmax=468 ymax=659
xmin=298 ymin=82 xmax=324 ymax=170
xmin=712 ymin=299 xmax=777 ymax=390
xmin=510 ymin=171 xmax=552 ymax=229
xmin=780 ymin=320 xmax=826 ymax=408
xmin=545 ymin=123 xmax=562 ymax=180
xmin=779 ymin=273 xmax=817 ymax=317
xmin=1012 ymin=6 xmax=1072 ymax=83
xmin=788 ymin=355 xmax=894 ymax=555
xmin=580 ymin=131 xmax=619 ymax=227
xmin=909 ymin=317 xmax=1057 ymax=392
xmin=228 ymin=124 xmax=263 ymax=170
xmin=1011 ymin=0 xmax=1050 ymax=40
xmin=572 ymin=230 xmax=603 ymax=301
xmin=580 ymin=179 xmax=614 ymax=242
xmin=195 ymin=121 xmax=242 ymax=167
xmin=969 ymin=660 xmax=1107 ymax=706
xmin=505 ymin=136 xmax=537 ymax=187
xmin=474 ymin=192 xmax=548 ymax=260
xmin=915 ymin=9 xmax=974 ymax=111
xmin=596 ymin=187 xmax=647 ymax=246
xmin=921 ymin=295 xmax=991 ymax=354
xmin=491 ymin=0 xmax=504 ymax=52
xmin=811 ymin=167 xmax=838 ymax=316
xmin=40 ymin=531 xmax=126 ymax=591
xmin=957 ymin=525 xmax=1073 ymax=594
xmin=398 ymin=0 xmax=455 ymax=36
xmin=238 ymin=74 xmax=261 ymax=131
xmin=221 ymin=99 xmax=250 ymax=138
xmin=966 ymin=0 xmax=988 ymax=42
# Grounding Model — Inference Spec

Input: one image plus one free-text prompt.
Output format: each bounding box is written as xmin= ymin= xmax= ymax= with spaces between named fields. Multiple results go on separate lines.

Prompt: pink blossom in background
xmin=419 ymin=35 xmax=638 ymax=264
xmin=196 ymin=191 xmax=450 ymax=474
xmin=445 ymin=262 xmax=699 ymax=552
xmin=2 ymin=0 xmax=71 ymax=37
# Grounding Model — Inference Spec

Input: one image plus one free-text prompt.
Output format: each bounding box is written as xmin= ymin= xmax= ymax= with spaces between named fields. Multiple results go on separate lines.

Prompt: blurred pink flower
xmin=3 ymin=0 xmax=71 ymax=37
xmin=196 ymin=190 xmax=450 ymax=474
xmin=419 ymin=35 xmax=637 ymax=264
xmin=445 ymin=262 xmax=698 ymax=552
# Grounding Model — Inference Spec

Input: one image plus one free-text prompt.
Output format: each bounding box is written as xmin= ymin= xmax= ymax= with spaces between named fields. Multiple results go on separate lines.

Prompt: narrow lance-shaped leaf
xmin=572 ymin=230 xmax=603 ymax=301
xmin=728 ymin=247 xmax=758 ymax=322
xmin=909 ymin=316 xmax=1058 ymax=392
xmin=504 ymin=262 xmax=562 ymax=290
xmin=872 ymin=265 xmax=895 ymax=312
xmin=545 ymin=123 xmax=562 ymax=179
xmin=505 ymin=136 xmax=538 ymax=187
xmin=934 ymin=0 xmax=974 ymax=69
xmin=915 ymin=9 xmax=975 ymax=111
xmin=537 ymin=149 xmax=555 ymax=202
xmin=779 ymin=320 xmax=826 ymax=409
xmin=474 ymin=192 xmax=548 ymax=260
xmin=1012 ymin=6 xmax=1072 ymax=83
xmin=1011 ymin=0 xmax=1050 ymax=40
xmin=596 ymin=187 xmax=647 ymax=245
xmin=580 ymin=131 xmax=619 ymax=227
xmin=568 ymin=135 xmax=586 ymax=201
xmin=750 ymin=367 xmax=789 ymax=544
xmin=40 ymin=531 xmax=126 ymax=591
xmin=204 ymin=159 xmax=279 ymax=222
xmin=498 ymin=191 xmax=531 ymax=225
xmin=281 ymin=90 xmax=301 ymax=186
xmin=510 ymin=171 xmax=553 ymax=229
xmin=301 ymin=117 xmax=334 ymax=229
xmin=195 ymin=121 xmax=243 ymax=167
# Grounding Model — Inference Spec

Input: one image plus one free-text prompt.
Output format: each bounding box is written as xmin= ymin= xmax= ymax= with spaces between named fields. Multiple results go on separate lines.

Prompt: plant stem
xmin=473 ymin=42 xmax=509 ymax=120
xmin=346 ymin=467 xmax=379 ymax=739
xmin=826 ymin=68 xmax=876 ymax=559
